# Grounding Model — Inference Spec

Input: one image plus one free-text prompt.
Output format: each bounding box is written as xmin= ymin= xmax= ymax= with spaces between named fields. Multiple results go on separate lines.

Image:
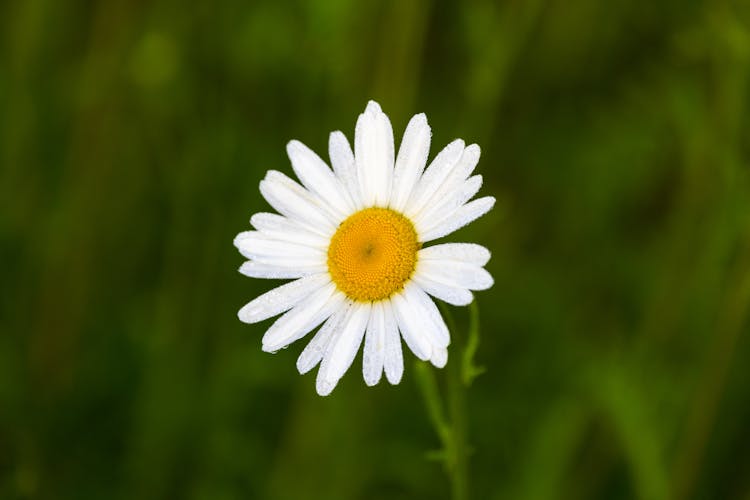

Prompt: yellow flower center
xmin=327 ymin=207 xmax=420 ymax=302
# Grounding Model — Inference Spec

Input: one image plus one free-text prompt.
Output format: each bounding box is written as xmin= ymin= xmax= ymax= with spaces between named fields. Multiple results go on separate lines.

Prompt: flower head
xmin=234 ymin=101 xmax=495 ymax=395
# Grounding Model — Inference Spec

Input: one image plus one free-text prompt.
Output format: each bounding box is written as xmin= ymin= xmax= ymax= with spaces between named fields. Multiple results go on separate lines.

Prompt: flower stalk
xmin=416 ymin=302 xmax=482 ymax=500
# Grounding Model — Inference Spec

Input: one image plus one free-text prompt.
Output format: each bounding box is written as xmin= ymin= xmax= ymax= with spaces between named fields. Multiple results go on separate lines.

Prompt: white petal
xmin=382 ymin=301 xmax=404 ymax=384
xmin=238 ymin=274 xmax=331 ymax=324
xmin=418 ymin=260 xmax=494 ymax=291
xmin=418 ymin=243 xmax=491 ymax=267
xmin=430 ymin=346 xmax=448 ymax=368
xmin=260 ymin=171 xmax=337 ymax=233
xmin=355 ymin=101 xmax=394 ymax=207
xmin=316 ymin=302 xmax=371 ymax=396
xmin=413 ymin=274 xmax=474 ymax=306
xmin=261 ymin=285 xmax=344 ymax=353
xmin=239 ymin=261 xmax=326 ymax=279
xmin=234 ymin=231 xmax=325 ymax=261
xmin=389 ymin=113 xmax=431 ymax=211
xmin=236 ymin=251 xmax=325 ymax=269
xmin=403 ymin=139 xmax=464 ymax=217
xmin=296 ymin=304 xmax=349 ymax=374
xmin=414 ymin=175 xmax=483 ymax=231
xmin=411 ymin=144 xmax=481 ymax=223
xmin=450 ymin=144 xmax=481 ymax=182
xmin=391 ymin=290 xmax=432 ymax=360
xmin=287 ymin=140 xmax=353 ymax=217
xmin=420 ymin=196 xmax=495 ymax=242
xmin=403 ymin=283 xmax=450 ymax=348
xmin=329 ymin=131 xmax=363 ymax=209
xmin=250 ymin=213 xmax=329 ymax=248
xmin=434 ymin=144 xmax=481 ymax=192
xmin=362 ymin=301 xmax=386 ymax=386
xmin=240 ymin=253 xmax=325 ymax=269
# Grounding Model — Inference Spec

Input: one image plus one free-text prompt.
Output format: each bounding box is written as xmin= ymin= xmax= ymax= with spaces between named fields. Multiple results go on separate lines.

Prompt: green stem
xmin=416 ymin=303 xmax=480 ymax=500
xmin=446 ymin=311 xmax=470 ymax=500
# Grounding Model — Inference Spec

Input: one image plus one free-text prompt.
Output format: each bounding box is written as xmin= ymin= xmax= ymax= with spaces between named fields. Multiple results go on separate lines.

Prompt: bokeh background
xmin=3 ymin=0 xmax=750 ymax=499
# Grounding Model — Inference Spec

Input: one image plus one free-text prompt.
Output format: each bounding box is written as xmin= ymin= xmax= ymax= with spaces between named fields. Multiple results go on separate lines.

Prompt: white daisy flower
xmin=235 ymin=100 xmax=495 ymax=396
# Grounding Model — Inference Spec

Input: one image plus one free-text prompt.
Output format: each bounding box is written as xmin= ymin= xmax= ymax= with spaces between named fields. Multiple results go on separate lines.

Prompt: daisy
xmin=234 ymin=101 xmax=494 ymax=396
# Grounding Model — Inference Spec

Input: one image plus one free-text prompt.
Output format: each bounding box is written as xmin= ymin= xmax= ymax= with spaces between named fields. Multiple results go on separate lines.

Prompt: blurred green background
xmin=3 ymin=0 xmax=750 ymax=499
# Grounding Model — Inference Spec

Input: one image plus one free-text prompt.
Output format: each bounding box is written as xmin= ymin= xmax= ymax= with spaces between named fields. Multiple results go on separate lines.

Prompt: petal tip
xmin=232 ymin=232 xmax=246 ymax=249
xmin=365 ymin=100 xmax=383 ymax=114
xmin=316 ymin=378 xmax=335 ymax=396
xmin=237 ymin=308 xmax=251 ymax=323
xmin=329 ymin=130 xmax=346 ymax=142
xmin=386 ymin=372 xmax=403 ymax=385
xmin=286 ymin=140 xmax=302 ymax=155
xmin=261 ymin=342 xmax=278 ymax=353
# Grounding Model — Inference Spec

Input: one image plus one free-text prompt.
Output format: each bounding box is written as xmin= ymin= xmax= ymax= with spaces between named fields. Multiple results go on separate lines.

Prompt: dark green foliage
xmin=2 ymin=0 xmax=750 ymax=498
